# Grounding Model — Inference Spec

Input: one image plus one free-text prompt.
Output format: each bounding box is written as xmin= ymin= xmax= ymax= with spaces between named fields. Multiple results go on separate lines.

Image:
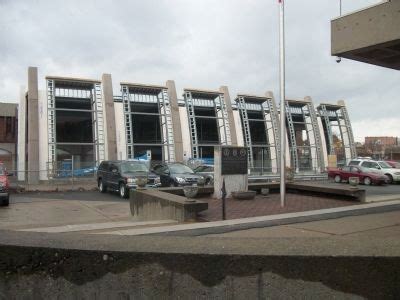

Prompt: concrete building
xmin=18 ymin=67 xmax=357 ymax=181
xmin=0 ymin=102 xmax=18 ymax=170
xmin=331 ymin=0 xmax=400 ymax=70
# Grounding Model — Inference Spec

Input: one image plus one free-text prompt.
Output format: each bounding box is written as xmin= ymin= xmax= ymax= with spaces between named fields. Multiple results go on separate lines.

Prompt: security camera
xmin=336 ymin=57 xmax=342 ymax=63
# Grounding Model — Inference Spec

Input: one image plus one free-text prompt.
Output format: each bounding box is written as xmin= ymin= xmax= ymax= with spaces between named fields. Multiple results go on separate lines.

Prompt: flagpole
xmin=279 ymin=0 xmax=286 ymax=207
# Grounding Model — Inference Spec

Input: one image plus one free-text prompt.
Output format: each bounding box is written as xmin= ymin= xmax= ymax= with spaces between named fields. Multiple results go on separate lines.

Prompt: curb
xmin=99 ymin=200 xmax=400 ymax=237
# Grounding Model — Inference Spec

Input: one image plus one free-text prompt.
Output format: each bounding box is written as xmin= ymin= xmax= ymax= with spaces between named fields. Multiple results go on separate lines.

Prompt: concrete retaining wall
xmin=0 ymin=233 xmax=399 ymax=299
xmin=130 ymin=189 xmax=208 ymax=222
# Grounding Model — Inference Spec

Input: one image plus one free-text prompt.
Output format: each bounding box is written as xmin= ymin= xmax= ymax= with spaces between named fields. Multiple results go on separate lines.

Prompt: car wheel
xmin=0 ymin=196 xmax=9 ymax=207
xmin=98 ymin=179 xmax=107 ymax=193
xmin=363 ymin=177 xmax=372 ymax=186
xmin=385 ymin=174 xmax=393 ymax=184
xmin=205 ymin=178 xmax=211 ymax=185
xmin=119 ymin=183 xmax=128 ymax=199
xmin=334 ymin=175 xmax=341 ymax=183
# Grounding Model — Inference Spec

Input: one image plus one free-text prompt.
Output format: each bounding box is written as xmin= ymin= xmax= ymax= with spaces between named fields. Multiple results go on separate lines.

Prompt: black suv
xmin=97 ymin=160 xmax=161 ymax=198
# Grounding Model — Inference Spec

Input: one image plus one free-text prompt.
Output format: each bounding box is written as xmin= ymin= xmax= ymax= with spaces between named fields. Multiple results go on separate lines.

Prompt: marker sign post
xmin=221 ymin=147 xmax=248 ymax=175
xmin=214 ymin=146 xmax=249 ymax=201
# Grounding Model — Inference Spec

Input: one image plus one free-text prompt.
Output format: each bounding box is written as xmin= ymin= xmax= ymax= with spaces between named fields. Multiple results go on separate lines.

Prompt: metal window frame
xmin=121 ymin=85 xmax=175 ymax=162
xmin=318 ymin=104 xmax=357 ymax=165
xmin=236 ymin=95 xmax=280 ymax=174
xmin=47 ymin=79 xmax=105 ymax=178
xmin=285 ymin=100 xmax=324 ymax=173
xmin=183 ymin=90 xmax=232 ymax=159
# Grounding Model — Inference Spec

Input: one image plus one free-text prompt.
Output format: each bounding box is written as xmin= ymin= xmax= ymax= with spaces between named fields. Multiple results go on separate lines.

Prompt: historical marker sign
xmin=221 ymin=146 xmax=248 ymax=175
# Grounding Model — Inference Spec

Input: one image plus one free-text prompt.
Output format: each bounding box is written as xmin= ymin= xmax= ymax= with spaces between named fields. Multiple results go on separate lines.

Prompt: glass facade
xmin=237 ymin=97 xmax=278 ymax=175
xmin=53 ymin=83 xmax=96 ymax=174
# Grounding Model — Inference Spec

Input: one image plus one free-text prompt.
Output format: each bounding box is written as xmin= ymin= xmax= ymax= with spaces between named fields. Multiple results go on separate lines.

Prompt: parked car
xmin=328 ymin=165 xmax=388 ymax=185
xmin=153 ymin=163 xmax=206 ymax=187
xmin=348 ymin=159 xmax=400 ymax=184
xmin=0 ymin=162 xmax=10 ymax=206
xmin=385 ymin=160 xmax=400 ymax=169
xmin=97 ymin=160 xmax=161 ymax=198
xmin=193 ymin=165 xmax=214 ymax=185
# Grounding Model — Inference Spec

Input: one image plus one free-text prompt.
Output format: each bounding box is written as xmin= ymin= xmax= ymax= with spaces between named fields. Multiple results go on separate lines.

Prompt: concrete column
xmin=27 ymin=67 xmax=39 ymax=184
xmin=219 ymin=86 xmax=238 ymax=146
xmin=166 ymin=80 xmax=184 ymax=162
xmin=102 ymin=74 xmax=117 ymax=161
xmin=17 ymin=87 xmax=26 ymax=181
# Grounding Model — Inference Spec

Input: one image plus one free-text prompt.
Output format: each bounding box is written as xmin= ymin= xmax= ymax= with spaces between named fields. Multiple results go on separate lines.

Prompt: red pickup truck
xmin=0 ymin=162 xmax=10 ymax=206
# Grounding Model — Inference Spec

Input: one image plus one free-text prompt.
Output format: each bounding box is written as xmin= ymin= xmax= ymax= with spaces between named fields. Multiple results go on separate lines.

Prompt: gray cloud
xmin=1 ymin=0 xmax=399 ymax=142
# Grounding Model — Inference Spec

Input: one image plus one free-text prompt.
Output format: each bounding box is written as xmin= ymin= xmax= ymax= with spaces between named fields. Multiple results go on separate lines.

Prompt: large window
xmin=196 ymin=118 xmax=219 ymax=144
xmin=56 ymin=111 xmax=93 ymax=143
xmin=0 ymin=116 xmax=16 ymax=143
xmin=56 ymin=145 xmax=94 ymax=169
xmin=286 ymin=107 xmax=315 ymax=172
xmin=252 ymin=147 xmax=273 ymax=174
xmin=132 ymin=114 xmax=161 ymax=143
xmin=249 ymin=121 xmax=267 ymax=145
xmin=54 ymin=85 xmax=95 ymax=173
xmin=133 ymin=145 xmax=163 ymax=166
xmin=128 ymin=100 xmax=163 ymax=163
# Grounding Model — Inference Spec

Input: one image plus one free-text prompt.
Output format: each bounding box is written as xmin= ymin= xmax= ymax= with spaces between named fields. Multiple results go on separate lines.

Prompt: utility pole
xmin=279 ymin=0 xmax=286 ymax=207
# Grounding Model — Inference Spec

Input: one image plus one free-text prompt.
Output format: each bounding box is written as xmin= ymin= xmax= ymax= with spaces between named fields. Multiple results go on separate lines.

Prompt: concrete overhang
xmin=46 ymin=76 xmax=101 ymax=89
xmin=183 ymin=88 xmax=222 ymax=100
xmin=286 ymin=99 xmax=309 ymax=107
xmin=235 ymin=94 xmax=271 ymax=104
xmin=120 ymin=82 xmax=167 ymax=95
xmin=331 ymin=0 xmax=400 ymax=70
xmin=317 ymin=103 xmax=343 ymax=111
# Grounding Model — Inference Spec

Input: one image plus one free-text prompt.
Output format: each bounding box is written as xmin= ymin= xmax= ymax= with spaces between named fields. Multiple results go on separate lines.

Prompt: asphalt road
xmin=320 ymin=180 xmax=400 ymax=196
xmin=9 ymin=190 xmax=125 ymax=204
xmin=8 ymin=181 xmax=400 ymax=204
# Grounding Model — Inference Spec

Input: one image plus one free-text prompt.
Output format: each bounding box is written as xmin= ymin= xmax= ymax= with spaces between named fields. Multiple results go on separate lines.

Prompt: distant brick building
xmin=364 ymin=136 xmax=399 ymax=160
xmin=0 ymin=102 xmax=18 ymax=170
xmin=365 ymin=136 xmax=398 ymax=147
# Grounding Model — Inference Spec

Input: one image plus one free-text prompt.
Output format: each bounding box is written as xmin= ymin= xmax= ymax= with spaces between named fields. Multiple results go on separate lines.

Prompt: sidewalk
xmin=198 ymin=193 xmax=356 ymax=221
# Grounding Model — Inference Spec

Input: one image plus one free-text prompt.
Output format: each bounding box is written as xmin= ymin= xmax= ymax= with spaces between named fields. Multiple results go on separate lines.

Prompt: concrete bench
xmin=130 ymin=189 xmax=208 ymax=222
xmin=248 ymin=182 xmax=365 ymax=202
xmin=287 ymin=182 xmax=366 ymax=202
xmin=158 ymin=186 xmax=214 ymax=196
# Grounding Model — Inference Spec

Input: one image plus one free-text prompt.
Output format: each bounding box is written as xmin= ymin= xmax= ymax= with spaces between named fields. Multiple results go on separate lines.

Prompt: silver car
xmin=193 ymin=165 xmax=214 ymax=185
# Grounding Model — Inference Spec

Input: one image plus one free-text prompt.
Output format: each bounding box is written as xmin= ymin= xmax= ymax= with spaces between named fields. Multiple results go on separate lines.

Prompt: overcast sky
xmin=1 ymin=0 xmax=399 ymax=142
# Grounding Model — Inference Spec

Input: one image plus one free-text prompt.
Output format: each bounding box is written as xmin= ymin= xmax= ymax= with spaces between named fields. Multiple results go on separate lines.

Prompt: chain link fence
xmin=6 ymin=167 xmax=97 ymax=192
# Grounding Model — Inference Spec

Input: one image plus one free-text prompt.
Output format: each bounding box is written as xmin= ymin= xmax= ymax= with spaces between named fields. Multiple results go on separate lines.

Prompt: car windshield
xmin=120 ymin=162 xmax=148 ymax=173
xmin=170 ymin=164 xmax=194 ymax=174
xmin=377 ymin=161 xmax=391 ymax=169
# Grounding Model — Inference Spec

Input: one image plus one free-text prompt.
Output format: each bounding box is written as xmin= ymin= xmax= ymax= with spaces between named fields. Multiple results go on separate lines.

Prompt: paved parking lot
xmin=1 ymin=180 xmax=399 ymax=231
xmin=9 ymin=190 xmax=126 ymax=204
